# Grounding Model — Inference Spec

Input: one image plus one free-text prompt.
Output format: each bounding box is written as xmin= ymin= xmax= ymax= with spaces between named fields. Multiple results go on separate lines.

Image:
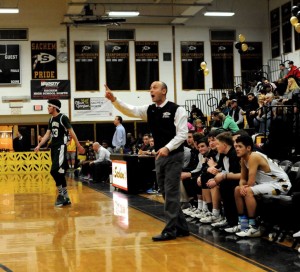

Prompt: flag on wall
xmin=74 ymin=41 xmax=99 ymax=91
xmin=31 ymin=41 xmax=57 ymax=79
xmin=181 ymin=41 xmax=204 ymax=90
xmin=105 ymin=41 xmax=129 ymax=90
xmin=135 ymin=41 xmax=159 ymax=90
xmin=211 ymin=41 xmax=234 ymax=89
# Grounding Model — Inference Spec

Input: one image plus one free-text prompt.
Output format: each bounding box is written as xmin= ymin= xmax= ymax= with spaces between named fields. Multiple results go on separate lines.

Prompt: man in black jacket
xmin=244 ymin=92 xmax=259 ymax=129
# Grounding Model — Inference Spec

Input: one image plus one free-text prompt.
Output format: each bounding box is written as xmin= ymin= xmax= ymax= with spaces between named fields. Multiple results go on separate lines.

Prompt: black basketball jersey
xmin=48 ymin=113 xmax=72 ymax=147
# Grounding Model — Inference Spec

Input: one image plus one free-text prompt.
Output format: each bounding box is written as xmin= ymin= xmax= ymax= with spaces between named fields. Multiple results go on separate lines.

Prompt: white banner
xmin=73 ymin=97 xmax=113 ymax=117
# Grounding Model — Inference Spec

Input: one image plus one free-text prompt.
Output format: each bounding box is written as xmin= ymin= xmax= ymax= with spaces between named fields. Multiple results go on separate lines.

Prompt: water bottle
xmin=240 ymin=215 xmax=249 ymax=231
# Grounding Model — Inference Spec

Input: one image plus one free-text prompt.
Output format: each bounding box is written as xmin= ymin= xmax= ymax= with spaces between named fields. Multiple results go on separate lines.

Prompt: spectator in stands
xmin=285 ymin=61 xmax=300 ymax=79
xmin=263 ymin=79 xmax=277 ymax=94
xmin=67 ymin=134 xmax=76 ymax=169
xmin=212 ymin=112 xmax=239 ymax=133
xmin=189 ymin=105 xmax=204 ymax=124
xmin=278 ymin=63 xmax=289 ymax=82
xmin=80 ymin=142 xmax=111 ymax=181
xmin=217 ymin=92 xmax=229 ymax=111
xmin=232 ymin=135 xmax=291 ymax=238
xmin=101 ymin=140 xmax=113 ymax=154
xmin=13 ymin=127 xmax=31 ymax=152
xmin=210 ymin=110 xmax=222 ymax=128
xmin=235 ymin=86 xmax=247 ymax=110
xmin=283 ymin=77 xmax=300 ymax=103
xmin=253 ymin=93 xmax=272 ymax=134
xmin=228 ymin=89 xmax=236 ymax=100
xmin=244 ymin=93 xmax=259 ymax=129
xmin=228 ymin=99 xmax=244 ymax=129
xmin=112 ymin=115 xmax=126 ymax=153
xmin=193 ymin=119 xmax=206 ymax=134
xmin=221 ymin=99 xmax=232 ymax=115
xmin=187 ymin=121 xmax=195 ymax=131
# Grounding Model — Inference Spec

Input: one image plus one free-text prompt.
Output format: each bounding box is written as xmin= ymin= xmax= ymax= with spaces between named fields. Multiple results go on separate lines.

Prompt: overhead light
xmin=108 ymin=11 xmax=139 ymax=17
xmin=0 ymin=8 xmax=19 ymax=14
xmin=204 ymin=11 xmax=234 ymax=17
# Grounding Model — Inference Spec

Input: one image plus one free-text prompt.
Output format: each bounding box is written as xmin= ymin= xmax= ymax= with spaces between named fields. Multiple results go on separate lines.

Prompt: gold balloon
xmin=200 ymin=61 xmax=207 ymax=69
xmin=241 ymin=43 xmax=248 ymax=52
xmin=290 ymin=16 xmax=299 ymax=26
xmin=295 ymin=23 xmax=300 ymax=33
xmin=203 ymin=69 xmax=209 ymax=76
xmin=238 ymin=34 xmax=246 ymax=43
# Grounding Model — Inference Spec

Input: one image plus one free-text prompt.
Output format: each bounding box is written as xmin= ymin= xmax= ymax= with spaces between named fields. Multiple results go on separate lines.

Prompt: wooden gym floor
xmin=0 ymin=172 xmax=299 ymax=272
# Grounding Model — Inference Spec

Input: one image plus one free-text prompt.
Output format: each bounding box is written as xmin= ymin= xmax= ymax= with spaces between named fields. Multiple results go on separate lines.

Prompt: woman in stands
xmin=282 ymin=77 xmax=300 ymax=103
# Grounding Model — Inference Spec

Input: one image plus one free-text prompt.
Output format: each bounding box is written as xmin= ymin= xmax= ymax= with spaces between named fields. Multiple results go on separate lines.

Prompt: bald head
xmin=150 ymin=81 xmax=168 ymax=105
xmin=92 ymin=142 xmax=100 ymax=151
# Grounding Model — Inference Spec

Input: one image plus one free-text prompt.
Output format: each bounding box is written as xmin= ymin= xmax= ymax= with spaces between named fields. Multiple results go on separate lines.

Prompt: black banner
xmin=105 ymin=41 xmax=129 ymax=90
xmin=281 ymin=2 xmax=292 ymax=54
xmin=74 ymin=41 xmax=99 ymax=91
xmin=211 ymin=41 xmax=234 ymax=89
xmin=135 ymin=41 xmax=159 ymax=90
xmin=0 ymin=44 xmax=20 ymax=84
xmin=270 ymin=8 xmax=281 ymax=58
xmin=31 ymin=80 xmax=70 ymax=100
xmin=240 ymin=42 xmax=263 ymax=81
xmin=31 ymin=41 xmax=57 ymax=79
xmin=181 ymin=41 xmax=204 ymax=90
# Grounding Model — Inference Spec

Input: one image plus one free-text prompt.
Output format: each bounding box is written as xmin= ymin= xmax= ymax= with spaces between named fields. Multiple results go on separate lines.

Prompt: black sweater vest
xmin=147 ymin=101 xmax=184 ymax=153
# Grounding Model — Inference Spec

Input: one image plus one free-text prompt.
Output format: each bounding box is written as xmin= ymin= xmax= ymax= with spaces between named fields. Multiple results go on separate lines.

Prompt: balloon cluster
xmin=290 ymin=5 xmax=300 ymax=33
xmin=235 ymin=34 xmax=248 ymax=54
xmin=200 ymin=61 xmax=209 ymax=76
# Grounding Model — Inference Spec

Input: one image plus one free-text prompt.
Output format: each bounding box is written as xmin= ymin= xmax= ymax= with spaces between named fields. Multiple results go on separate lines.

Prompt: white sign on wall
xmin=73 ymin=97 xmax=113 ymax=117
xmin=112 ymin=160 xmax=128 ymax=191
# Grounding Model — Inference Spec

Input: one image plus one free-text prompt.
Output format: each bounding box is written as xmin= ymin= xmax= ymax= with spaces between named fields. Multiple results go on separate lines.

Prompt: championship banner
xmin=281 ymin=2 xmax=292 ymax=54
xmin=181 ymin=41 xmax=204 ymax=90
xmin=270 ymin=8 xmax=280 ymax=58
xmin=31 ymin=80 xmax=70 ymax=100
xmin=135 ymin=41 xmax=159 ymax=90
xmin=74 ymin=41 xmax=99 ymax=91
xmin=31 ymin=41 xmax=57 ymax=79
xmin=105 ymin=41 xmax=129 ymax=90
xmin=240 ymin=42 xmax=263 ymax=80
xmin=211 ymin=41 xmax=234 ymax=89
xmin=0 ymin=44 xmax=20 ymax=85
xmin=73 ymin=97 xmax=113 ymax=117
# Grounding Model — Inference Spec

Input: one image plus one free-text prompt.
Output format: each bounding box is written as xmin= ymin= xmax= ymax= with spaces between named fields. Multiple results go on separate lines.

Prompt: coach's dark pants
xmin=155 ymin=151 xmax=189 ymax=236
